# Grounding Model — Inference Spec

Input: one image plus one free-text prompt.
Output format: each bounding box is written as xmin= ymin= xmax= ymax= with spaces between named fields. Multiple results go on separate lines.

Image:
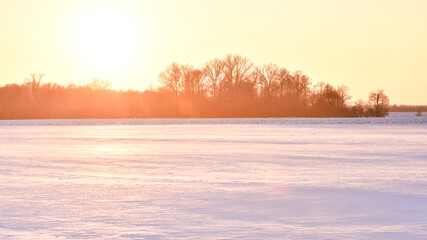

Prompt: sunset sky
xmin=0 ymin=0 xmax=426 ymax=104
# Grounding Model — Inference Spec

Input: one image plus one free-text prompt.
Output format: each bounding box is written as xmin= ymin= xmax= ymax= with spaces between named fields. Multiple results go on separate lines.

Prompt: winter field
xmin=0 ymin=114 xmax=426 ymax=239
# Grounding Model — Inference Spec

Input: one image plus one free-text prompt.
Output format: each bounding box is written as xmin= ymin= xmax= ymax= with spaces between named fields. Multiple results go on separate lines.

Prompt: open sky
xmin=0 ymin=0 xmax=426 ymax=104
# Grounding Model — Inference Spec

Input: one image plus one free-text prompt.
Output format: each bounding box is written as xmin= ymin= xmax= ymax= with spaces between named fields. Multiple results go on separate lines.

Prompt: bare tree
xmin=181 ymin=64 xmax=196 ymax=95
xmin=158 ymin=62 xmax=182 ymax=97
xmin=25 ymin=73 xmax=45 ymax=98
xmin=337 ymin=84 xmax=352 ymax=108
xmin=278 ymin=67 xmax=291 ymax=99
xmin=203 ymin=58 xmax=224 ymax=101
xmin=292 ymin=71 xmax=311 ymax=108
xmin=368 ymin=89 xmax=390 ymax=117
xmin=182 ymin=64 xmax=204 ymax=97
xmin=192 ymin=69 xmax=204 ymax=97
xmin=323 ymin=83 xmax=340 ymax=105
xmin=255 ymin=63 xmax=281 ymax=99
xmin=353 ymin=99 xmax=368 ymax=117
xmin=222 ymin=54 xmax=254 ymax=99
xmin=87 ymin=78 xmax=112 ymax=91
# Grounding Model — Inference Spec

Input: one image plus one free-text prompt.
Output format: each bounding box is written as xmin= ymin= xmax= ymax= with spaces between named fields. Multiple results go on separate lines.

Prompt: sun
xmin=75 ymin=7 xmax=140 ymax=72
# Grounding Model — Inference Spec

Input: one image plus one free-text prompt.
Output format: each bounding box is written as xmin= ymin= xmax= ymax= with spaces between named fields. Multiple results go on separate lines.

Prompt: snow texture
xmin=0 ymin=116 xmax=426 ymax=239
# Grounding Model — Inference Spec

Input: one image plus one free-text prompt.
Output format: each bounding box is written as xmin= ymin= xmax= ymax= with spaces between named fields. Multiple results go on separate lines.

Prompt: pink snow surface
xmin=0 ymin=117 xmax=426 ymax=239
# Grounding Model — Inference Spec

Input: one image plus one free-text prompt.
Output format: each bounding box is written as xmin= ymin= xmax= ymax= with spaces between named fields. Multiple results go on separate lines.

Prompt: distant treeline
xmin=389 ymin=105 xmax=427 ymax=112
xmin=0 ymin=54 xmax=391 ymax=119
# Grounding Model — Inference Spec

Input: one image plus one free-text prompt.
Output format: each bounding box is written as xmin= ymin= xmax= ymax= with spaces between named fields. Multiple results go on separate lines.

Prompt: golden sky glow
xmin=1 ymin=0 xmax=426 ymax=104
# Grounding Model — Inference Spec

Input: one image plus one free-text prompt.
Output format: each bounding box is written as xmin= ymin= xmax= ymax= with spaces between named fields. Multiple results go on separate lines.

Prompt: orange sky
xmin=1 ymin=0 xmax=426 ymax=104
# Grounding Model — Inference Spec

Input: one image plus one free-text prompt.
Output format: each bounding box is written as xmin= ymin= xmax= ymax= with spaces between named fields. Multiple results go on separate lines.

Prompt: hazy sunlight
xmin=75 ymin=7 xmax=140 ymax=73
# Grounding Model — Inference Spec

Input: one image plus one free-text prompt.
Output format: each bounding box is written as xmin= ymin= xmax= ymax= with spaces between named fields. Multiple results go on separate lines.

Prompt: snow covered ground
xmin=0 ymin=117 xmax=426 ymax=239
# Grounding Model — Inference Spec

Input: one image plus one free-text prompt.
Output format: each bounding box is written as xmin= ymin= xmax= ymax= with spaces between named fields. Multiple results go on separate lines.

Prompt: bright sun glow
xmin=75 ymin=8 xmax=140 ymax=73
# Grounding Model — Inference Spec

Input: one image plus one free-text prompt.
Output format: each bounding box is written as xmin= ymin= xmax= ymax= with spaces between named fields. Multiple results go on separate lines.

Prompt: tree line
xmin=389 ymin=104 xmax=427 ymax=112
xmin=0 ymin=54 xmax=390 ymax=119
xmin=156 ymin=54 xmax=389 ymax=117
